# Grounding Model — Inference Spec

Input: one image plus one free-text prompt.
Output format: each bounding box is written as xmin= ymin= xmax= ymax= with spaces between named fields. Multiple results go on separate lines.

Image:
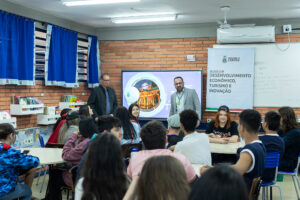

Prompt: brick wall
xmin=0 ymin=82 xmax=91 ymax=129
xmin=100 ymin=34 xmax=300 ymax=122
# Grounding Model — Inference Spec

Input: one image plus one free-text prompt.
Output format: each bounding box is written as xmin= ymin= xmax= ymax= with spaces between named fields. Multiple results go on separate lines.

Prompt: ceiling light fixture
xmin=63 ymin=0 xmax=140 ymax=6
xmin=112 ymin=15 xmax=177 ymax=24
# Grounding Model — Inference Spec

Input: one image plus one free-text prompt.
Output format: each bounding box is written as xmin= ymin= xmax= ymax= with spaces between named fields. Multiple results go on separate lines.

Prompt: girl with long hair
xmin=79 ymin=105 xmax=93 ymax=118
xmin=128 ymin=103 xmax=140 ymax=124
xmin=123 ymin=155 xmax=190 ymax=200
xmin=115 ymin=107 xmax=141 ymax=145
xmin=278 ymin=106 xmax=300 ymax=171
xmin=206 ymin=105 xmax=239 ymax=143
xmin=58 ymin=110 xmax=81 ymax=143
xmin=47 ymin=108 xmax=71 ymax=144
xmin=75 ymin=133 xmax=129 ymax=200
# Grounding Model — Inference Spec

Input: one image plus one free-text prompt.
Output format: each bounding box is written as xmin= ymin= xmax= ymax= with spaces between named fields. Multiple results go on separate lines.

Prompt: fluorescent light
xmin=63 ymin=0 xmax=140 ymax=6
xmin=112 ymin=15 xmax=177 ymax=24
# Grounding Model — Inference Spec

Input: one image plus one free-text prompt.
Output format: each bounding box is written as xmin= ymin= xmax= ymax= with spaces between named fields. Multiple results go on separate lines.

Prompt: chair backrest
xmin=38 ymin=134 xmax=45 ymax=148
xmin=121 ymin=143 xmax=142 ymax=158
xmin=249 ymin=177 xmax=262 ymax=200
xmin=264 ymin=152 xmax=280 ymax=183
xmin=45 ymin=143 xmax=64 ymax=148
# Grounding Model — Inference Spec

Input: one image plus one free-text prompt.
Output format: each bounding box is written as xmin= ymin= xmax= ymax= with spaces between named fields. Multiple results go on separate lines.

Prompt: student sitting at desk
xmin=127 ymin=120 xmax=196 ymax=183
xmin=166 ymin=114 xmax=184 ymax=149
xmin=174 ymin=110 xmax=211 ymax=165
xmin=201 ymin=109 xmax=266 ymax=190
xmin=206 ymin=105 xmax=239 ymax=143
xmin=44 ymin=117 xmax=98 ymax=200
xmin=0 ymin=123 xmax=40 ymax=200
xmin=259 ymin=111 xmax=284 ymax=182
xmin=278 ymin=106 xmax=300 ymax=172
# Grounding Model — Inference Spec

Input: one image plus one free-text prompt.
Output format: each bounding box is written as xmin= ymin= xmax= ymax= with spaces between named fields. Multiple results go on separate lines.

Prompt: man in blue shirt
xmin=0 ymin=123 xmax=40 ymax=200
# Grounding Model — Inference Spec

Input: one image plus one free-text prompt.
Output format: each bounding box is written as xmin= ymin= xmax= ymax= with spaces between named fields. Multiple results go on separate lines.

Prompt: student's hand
xmin=95 ymin=117 xmax=99 ymax=122
xmin=208 ymin=133 xmax=216 ymax=138
xmin=168 ymin=145 xmax=176 ymax=151
xmin=219 ymin=138 xmax=230 ymax=144
xmin=200 ymin=165 xmax=211 ymax=175
xmin=73 ymin=131 xmax=79 ymax=135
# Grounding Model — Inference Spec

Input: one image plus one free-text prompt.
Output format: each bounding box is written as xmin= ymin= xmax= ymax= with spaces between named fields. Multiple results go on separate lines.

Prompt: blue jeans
xmin=0 ymin=183 xmax=32 ymax=200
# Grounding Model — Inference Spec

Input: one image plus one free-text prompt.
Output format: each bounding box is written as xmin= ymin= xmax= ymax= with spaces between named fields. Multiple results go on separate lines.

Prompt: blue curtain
xmin=45 ymin=25 xmax=78 ymax=87
xmin=0 ymin=12 xmax=35 ymax=85
xmin=87 ymin=35 xmax=100 ymax=88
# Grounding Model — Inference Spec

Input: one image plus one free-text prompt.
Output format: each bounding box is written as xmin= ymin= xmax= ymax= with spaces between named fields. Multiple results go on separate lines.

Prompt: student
xmin=58 ymin=111 xmax=81 ymax=143
xmin=201 ymin=109 xmax=266 ymax=190
xmin=75 ymin=133 xmax=129 ymax=200
xmin=259 ymin=111 xmax=285 ymax=182
xmin=190 ymin=165 xmax=249 ymax=200
xmin=127 ymin=120 xmax=196 ymax=183
xmin=174 ymin=110 xmax=211 ymax=165
xmin=76 ymin=115 xmax=123 ymax=179
xmin=44 ymin=118 xmax=98 ymax=200
xmin=166 ymin=114 xmax=184 ymax=149
xmin=128 ymin=103 xmax=140 ymax=126
xmin=47 ymin=108 xmax=71 ymax=143
xmin=78 ymin=104 xmax=93 ymax=118
xmin=124 ymin=155 xmax=190 ymax=200
xmin=116 ymin=107 xmax=141 ymax=145
xmin=278 ymin=106 xmax=300 ymax=171
xmin=206 ymin=105 xmax=239 ymax=143
xmin=0 ymin=123 xmax=40 ymax=200
xmin=97 ymin=115 xmax=123 ymax=141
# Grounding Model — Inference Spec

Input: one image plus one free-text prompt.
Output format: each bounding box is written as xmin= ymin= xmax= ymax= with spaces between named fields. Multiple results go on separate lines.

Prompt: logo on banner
xmin=222 ymin=56 xmax=227 ymax=63
xmin=222 ymin=56 xmax=240 ymax=63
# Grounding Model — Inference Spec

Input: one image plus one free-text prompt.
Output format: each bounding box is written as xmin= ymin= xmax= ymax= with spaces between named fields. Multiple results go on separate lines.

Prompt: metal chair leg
xmin=292 ymin=175 xmax=300 ymax=199
xmin=40 ymin=166 xmax=48 ymax=193
xmin=271 ymin=185 xmax=283 ymax=200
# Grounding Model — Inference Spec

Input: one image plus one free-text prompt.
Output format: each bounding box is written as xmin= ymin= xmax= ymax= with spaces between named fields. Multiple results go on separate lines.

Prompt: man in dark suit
xmin=169 ymin=76 xmax=201 ymax=119
xmin=88 ymin=73 xmax=118 ymax=121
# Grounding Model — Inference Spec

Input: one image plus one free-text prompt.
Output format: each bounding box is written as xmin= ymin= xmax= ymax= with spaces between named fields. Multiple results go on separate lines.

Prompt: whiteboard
xmin=214 ymin=43 xmax=300 ymax=107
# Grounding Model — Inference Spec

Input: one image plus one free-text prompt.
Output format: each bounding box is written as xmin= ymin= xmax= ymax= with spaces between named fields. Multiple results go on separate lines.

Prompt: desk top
xmin=20 ymin=147 xmax=64 ymax=165
xmin=209 ymin=142 xmax=244 ymax=154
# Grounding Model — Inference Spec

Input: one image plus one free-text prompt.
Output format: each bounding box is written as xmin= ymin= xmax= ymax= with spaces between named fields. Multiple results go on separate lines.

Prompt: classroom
xmin=0 ymin=0 xmax=300 ymax=200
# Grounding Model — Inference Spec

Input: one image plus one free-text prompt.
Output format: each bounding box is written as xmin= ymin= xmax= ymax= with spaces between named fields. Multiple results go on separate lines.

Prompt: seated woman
xmin=75 ymin=133 xmax=129 ymax=200
xmin=44 ymin=118 xmax=98 ymax=200
xmin=123 ymin=155 xmax=190 ymax=200
xmin=47 ymin=108 xmax=71 ymax=144
xmin=206 ymin=105 xmax=239 ymax=143
xmin=128 ymin=103 xmax=141 ymax=128
xmin=116 ymin=107 xmax=141 ymax=145
xmin=278 ymin=106 xmax=300 ymax=171
xmin=190 ymin=164 xmax=248 ymax=200
xmin=57 ymin=111 xmax=80 ymax=144
xmin=78 ymin=104 xmax=93 ymax=118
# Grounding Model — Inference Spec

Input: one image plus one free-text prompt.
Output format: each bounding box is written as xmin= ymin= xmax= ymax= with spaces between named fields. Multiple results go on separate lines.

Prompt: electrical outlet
xmin=283 ymin=24 xmax=292 ymax=33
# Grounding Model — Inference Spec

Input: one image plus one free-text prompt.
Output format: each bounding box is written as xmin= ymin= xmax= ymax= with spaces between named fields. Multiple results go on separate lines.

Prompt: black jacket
xmin=87 ymin=85 xmax=118 ymax=117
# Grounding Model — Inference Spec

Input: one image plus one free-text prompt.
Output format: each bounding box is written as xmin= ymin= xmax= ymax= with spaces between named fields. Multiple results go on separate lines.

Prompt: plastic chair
xmin=36 ymin=134 xmax=48 ymax=193
xmin=261 ymin=152 xmax=282 ymax=200
xmin=278 ymin=154 xmax=300 ymax=199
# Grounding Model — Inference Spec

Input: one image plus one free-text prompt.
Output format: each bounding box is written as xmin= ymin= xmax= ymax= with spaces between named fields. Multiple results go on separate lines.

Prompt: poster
xmin=206 ymin=48 xmax=254 ymax=112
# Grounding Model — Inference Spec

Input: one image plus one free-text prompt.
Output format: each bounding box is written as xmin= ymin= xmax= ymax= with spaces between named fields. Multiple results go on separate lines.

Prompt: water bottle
xmin=130 ymin=147 xmax=138 ymax=158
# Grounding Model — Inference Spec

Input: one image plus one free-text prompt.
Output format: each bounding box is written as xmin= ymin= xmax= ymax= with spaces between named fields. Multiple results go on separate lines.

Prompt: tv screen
xmin=122 ymin=70 xmax=202 ymax=120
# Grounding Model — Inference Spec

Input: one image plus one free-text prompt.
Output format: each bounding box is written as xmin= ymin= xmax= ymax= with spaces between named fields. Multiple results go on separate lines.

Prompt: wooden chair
xmin=121 ymin=143 xmax=142 ymax=158
xmin=61 ymin=165 xmax=78 ymax=200
xmin=249 ymin=177 xmax=262 ymax=200
xmin=45 ymin=142 xmax=65 ymax=148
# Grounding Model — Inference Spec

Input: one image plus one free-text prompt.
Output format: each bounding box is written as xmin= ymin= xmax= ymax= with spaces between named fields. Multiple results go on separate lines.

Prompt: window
xmin=34 ymin=22 xmax=88 ymax=83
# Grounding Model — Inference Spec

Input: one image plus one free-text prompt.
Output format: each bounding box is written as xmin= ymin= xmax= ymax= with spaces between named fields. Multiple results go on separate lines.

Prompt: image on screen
xmin=122 ymin=70 xmax=202 ymax=120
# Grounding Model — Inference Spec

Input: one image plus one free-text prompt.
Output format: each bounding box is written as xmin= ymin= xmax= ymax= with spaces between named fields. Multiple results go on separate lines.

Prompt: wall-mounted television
xmin=122 ymin=70 xmax=203 ymax=120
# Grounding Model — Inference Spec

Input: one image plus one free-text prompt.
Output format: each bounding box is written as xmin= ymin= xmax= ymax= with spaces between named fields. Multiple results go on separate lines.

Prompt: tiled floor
xmin=31 ymin=173 xmax=299 ymax=200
